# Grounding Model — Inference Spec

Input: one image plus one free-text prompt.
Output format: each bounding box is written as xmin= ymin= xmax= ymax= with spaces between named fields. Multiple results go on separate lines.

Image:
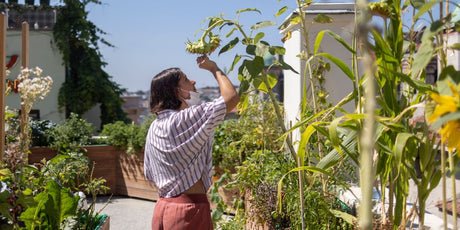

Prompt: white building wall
xmin=446 ymin=32 xmax=460 ymax=70
xmin=305 ymin=13 xmax=356 ymax=112
xmin=6 ymin=30 xmax=66 ymax=123
xmin=283 ymin=29 xmax=303 ymax=138
xmin=282 ymin=4 xmax=356 ymax=141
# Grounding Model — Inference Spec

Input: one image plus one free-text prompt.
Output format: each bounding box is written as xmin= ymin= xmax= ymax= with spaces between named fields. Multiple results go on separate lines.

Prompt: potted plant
xmin=8 ymin=0 xmax=18 ymax=4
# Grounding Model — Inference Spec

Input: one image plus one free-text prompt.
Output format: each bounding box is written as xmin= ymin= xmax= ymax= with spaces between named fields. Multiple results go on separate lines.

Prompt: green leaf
xmin=449 ymin=43 xmax=460 ymax=50
xmin=246 ymin=45 xmax=256 ymax=55
xmin=269 ymin=46 xmax=286 ymax=55
xmin=266 ymin=73 xmax=278 ymax=89
xmin=254 ymin=73 xmax=278 ymax=93
xmin=218 ymin=37 xmax=239 ymax=56
xmin=237 ymin=93 xmax=250 ymax=111
xmin=314 ymin=30 xmax=326 ymax=55
xmin=411 ymin=0 xmax=426 ymax=9
xmin=251 ymin=21 xmax=276 ymax=30
xmin=437 ymin=65 xmax=460 ymax=95
xmin=229 ymin=55 xmax=241 ymax=73
xmin=244 ymin=57 xmax=265 ymax=78
xmin=297 ymin=123 xmax=318 ymax=165
xmin=278 ymin=165 xmax=340 ymax=212
xmin=47 ymin=180 xmax=79 ymax=225
xmin=329 ymin=117 xmax=344 ymax=149
xmin=330 ymin=209 xmax=357 ymax=225
xmin=254 ymin=32 xmax=265 ymax=44
xmin=316 ymin=52 xmax=355 ymax=81
xmin=313 ymin=14 xmax=333 ymax=23
xmin=236 ymin=8 xmax=261 ymax=15
xmin=289 ymin=15 xmax=302 ymax=26
xmin=393 ymin=133 xmax=415 ymax=175
xmin=255 ymin=42 xmax=270 ymax=57
xmin=225 ymin=27 xmax=237 ymax=38
xmin=411 ymin=40 xmax=434 ymax=79
xmin=412 ymin=20 xmax=445 ymax=79
xmin=277 ymin=59 xmax=299 ymax=74
xmin=315 ymin=28 xmax=357 ymax=56
xmin=414 ymin=0 xmax=440 ymax=21
xmin=391 ymin=71 xmax=434 ymax=93
xmin=275 ymin=6 xmax=288 ymax=17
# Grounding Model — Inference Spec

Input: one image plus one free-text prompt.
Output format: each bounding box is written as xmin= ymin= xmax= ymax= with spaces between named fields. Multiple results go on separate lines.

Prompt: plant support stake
xmin=0 ymin=13 xmax=6 ymax=161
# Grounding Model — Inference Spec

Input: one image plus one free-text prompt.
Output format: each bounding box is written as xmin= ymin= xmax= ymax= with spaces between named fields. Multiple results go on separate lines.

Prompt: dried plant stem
xmin=356 ymin=0 xmax=376 ymax=229
xmin=448 ymin=150 xmax=457 ymax=229
xmin=441 ymin=145 xmax=447 ymax=229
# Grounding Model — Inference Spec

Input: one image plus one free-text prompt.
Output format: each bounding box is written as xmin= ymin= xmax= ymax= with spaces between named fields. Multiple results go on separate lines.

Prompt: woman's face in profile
xmin=177 ymin=73 xmax=197 ymax=99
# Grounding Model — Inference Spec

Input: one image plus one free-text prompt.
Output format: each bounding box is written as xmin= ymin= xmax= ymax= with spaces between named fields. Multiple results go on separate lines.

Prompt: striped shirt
xmin=144 ymin=96 xmax=227 ymax=198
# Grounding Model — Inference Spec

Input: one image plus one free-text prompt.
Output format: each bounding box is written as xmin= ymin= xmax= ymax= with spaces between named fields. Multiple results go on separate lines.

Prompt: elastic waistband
xmin=159 ymin=194 xmax=209 ymax=204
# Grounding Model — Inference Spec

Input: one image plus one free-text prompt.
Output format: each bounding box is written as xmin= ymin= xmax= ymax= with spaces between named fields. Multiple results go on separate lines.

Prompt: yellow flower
xmin=428 ymin=83 xmax=459 ymax=123
xmin=439 ymin=120 xmax=460 ymax=152
xmin=428 ymin=93 xmax=458 ymax=123
xmin=428 ymin=81 xmax=460 ymax=152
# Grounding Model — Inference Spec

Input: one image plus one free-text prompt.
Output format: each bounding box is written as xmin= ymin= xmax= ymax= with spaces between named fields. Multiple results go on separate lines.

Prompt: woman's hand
xmin=196 ymin=55 xmax=218 ymax=73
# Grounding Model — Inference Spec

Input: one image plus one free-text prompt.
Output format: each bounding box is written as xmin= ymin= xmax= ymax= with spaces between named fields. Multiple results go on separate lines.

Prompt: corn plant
xmin=295 ymin=0 xmax=458 ymax=229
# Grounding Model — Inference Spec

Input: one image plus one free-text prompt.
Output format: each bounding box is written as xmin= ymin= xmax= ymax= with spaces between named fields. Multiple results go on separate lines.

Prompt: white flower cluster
xmin=17 ymin=67 xmax=53 ymax=105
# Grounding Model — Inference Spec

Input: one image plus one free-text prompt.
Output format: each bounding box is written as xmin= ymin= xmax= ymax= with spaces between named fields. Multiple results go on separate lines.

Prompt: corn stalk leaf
xmin=316 ymin=52 xmax=355 ymax=81
xmin=449 ymin=43 xmax=460 ymax=50
xmin=393 ymin=133 xmax=416 ymax=176
xmin=277 ymin=166 xmax=331 ymax=211
xmin=414 ymin=0 xmax=439 ymax=21
xmin=329 ymin=116 xmax=345 ymax=151
xmin=297 ymin=123 xmax=319 ymax=165
xmin=314 ymin=30 xmax=355 ymax=55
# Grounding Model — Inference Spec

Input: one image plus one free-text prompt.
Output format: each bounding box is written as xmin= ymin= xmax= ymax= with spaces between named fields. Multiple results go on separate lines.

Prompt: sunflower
xmin=428 ymin=82 xmax=460 ymax=152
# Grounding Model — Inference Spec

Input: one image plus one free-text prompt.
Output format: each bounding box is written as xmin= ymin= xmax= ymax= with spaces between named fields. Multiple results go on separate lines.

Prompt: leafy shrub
xmin=47 ymin=113 xmax=94 ymax=153
xmin=42 ymin=151 xmax=90 ymax=191
xmin=30 ymin=119 xmax=56 ymax=147
xmin=101 ymin=115 xmax=155 ymax=154
xmin=213 ymin=97 xmax=283 ymax=176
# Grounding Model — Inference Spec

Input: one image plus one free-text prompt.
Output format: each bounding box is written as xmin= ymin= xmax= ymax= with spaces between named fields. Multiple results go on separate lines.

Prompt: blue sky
xmin=76 ymin=0 xmax=302 ymax=92
xmin=47 ymin=0 xmax=457 ymax=92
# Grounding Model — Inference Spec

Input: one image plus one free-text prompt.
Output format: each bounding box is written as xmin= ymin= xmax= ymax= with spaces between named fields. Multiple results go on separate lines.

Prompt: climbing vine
xmin=53 ymin=0 xmax=128 ymax=126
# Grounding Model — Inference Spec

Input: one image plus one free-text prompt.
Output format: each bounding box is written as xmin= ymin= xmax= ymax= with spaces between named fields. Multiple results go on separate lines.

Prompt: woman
xmin=144 ymin=55 xmax=239 ymax=230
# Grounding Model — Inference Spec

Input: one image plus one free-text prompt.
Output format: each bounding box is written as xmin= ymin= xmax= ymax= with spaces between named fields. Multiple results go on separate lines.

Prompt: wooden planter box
xmin=29 ymin=146 xmax=158 ymax=201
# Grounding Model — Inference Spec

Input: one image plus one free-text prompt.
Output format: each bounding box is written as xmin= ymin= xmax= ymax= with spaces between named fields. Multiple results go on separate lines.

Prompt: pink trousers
xmin=152 ymin=194 xmax=213 ymax=230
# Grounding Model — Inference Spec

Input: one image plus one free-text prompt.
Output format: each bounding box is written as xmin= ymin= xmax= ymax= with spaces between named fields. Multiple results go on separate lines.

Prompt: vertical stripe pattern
xmin=144 ymin=96 xmax=227 ymax=198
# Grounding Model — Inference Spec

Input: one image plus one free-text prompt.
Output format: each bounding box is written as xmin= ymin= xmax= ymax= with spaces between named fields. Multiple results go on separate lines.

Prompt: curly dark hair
xmin=150 ymin=68 xmax=183 ymax=113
